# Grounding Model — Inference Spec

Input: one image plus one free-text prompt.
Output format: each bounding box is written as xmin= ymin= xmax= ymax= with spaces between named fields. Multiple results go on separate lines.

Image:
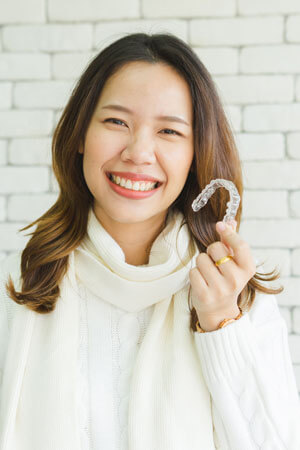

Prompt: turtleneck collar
xmin=74 ymin=205 xmax=199 ymax=312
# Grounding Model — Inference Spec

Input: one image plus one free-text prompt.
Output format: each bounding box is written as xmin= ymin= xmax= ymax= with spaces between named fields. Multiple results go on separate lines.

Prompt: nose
xmin=120 ymin=134 xmax=157 ymax=165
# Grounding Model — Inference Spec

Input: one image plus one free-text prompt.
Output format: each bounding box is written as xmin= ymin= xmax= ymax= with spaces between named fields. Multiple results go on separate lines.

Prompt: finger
xmin=216 ymin=221 xmax=255 ymax=272
xmin=206 ymin=240 xmax=233 ymax=260
xmin=195 ymin=252 xmax=225 ymax=287
xmin=205 ymin=241 xmax=241 ymax=289
xmin=189 ymin=264 xmax=209 ymax=289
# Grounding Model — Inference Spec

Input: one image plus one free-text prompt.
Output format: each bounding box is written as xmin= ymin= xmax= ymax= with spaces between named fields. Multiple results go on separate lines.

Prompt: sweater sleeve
xmin=0 ymin=253 xmax=20 ymax=388
xmin=0 ymin=269 xmax=7 ymax=389
xmin=193 ymin=292 xmax=300 ymax=450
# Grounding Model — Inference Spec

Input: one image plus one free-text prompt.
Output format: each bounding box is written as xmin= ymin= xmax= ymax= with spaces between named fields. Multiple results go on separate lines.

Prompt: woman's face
xmin=79 ymin=61 xmax=194 ymax=226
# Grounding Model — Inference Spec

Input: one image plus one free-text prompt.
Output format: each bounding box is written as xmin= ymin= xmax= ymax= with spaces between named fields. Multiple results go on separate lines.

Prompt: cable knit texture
xmin=0 ymin=205 xmax=300 ymax=450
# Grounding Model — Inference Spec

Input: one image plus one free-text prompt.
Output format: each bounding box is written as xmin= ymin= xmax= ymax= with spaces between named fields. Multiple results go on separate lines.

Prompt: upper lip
xmin=107 ymin=171 xmax=163 ymax=183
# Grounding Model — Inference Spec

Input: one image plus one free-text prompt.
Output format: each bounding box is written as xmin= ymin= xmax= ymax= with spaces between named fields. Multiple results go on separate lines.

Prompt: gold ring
xmin=215 ymin=255 xmax=233 ymax=267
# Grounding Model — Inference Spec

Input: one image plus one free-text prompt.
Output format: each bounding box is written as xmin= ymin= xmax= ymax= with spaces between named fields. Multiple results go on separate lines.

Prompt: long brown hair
xmin=5 ymin=32 xmax=283 ymax=331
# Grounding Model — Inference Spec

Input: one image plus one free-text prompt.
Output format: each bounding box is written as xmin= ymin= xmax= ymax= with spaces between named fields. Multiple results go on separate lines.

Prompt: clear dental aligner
xmin=191 ymin=178 xmax=240 ymax=223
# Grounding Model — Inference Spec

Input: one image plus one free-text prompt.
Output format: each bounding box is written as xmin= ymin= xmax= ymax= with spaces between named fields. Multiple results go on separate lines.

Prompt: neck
xmin=93 ymin=205 xmax=168 ymax=266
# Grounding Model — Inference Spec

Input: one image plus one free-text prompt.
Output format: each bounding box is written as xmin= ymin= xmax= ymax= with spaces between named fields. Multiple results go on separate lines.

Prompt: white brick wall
xmin=240 ymin=45 xmax=300 ymax=73
xmin=14 ymin=81 xmax=75 ymax=108
xmin=0 ymin=83 xmax=12 ymax=109
xmin=190 ymin=17 xmax=283 ymax=46
xmin=2 ymin=25 xmax=93 ymax=52
xmin=0 ymin=54 xmax=51 ymax=79
xmin=0 ymin=0 xmax=45 ymax=23
xmin=0 ymin=0 xmax=300 ymax=396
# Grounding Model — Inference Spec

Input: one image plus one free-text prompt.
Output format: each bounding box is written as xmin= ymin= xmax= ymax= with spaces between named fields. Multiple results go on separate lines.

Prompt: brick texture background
xmin=0 ymin=0 xmax=300 ymax=394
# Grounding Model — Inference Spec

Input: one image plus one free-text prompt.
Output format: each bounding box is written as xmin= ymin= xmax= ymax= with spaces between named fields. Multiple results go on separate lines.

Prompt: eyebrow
xmin=101 ymin=104 xmax=190 ymax=126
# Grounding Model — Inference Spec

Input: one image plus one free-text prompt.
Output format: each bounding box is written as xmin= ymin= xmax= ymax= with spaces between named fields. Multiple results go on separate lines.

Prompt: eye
xmin=104 ymin=118 xmax=127 ymax=126
xmin=103 ymin=118 xmax=181 ymax=136
xmin=161 ymin=128 xmax=181 ymax=136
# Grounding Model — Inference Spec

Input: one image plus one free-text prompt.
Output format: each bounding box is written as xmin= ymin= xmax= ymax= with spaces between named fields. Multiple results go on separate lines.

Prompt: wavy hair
xmin=5 ymin=32 xmax=283 ymax=331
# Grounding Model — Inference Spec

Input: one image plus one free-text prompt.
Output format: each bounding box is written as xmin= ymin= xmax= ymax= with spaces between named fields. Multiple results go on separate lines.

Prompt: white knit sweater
xmin=76 ymin=280 xmax=155 ymax=450
xmin=1 ymin=254 xmax=300 ymax=449
xmin=70 ymin=277 xmax=300 ymax=450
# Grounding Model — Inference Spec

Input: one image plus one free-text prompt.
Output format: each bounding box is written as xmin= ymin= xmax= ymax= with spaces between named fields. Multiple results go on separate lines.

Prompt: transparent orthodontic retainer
xmin=191 ymin=178 xmax=240 ymax=223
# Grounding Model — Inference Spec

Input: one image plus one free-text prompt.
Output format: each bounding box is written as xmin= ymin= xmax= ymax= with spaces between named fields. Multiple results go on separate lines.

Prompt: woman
xmin=0 ymin=32 xmax=299 ymax=450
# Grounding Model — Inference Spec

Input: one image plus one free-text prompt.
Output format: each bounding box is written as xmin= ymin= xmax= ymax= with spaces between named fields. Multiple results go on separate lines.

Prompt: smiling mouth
xmin=107 ymin=172 xmax=161 ymax=191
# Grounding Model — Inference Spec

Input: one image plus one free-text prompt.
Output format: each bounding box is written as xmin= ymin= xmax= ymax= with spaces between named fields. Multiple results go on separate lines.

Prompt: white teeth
xmin=110 ymin=174 xmax=158 ymax=191
xmin=125 ymin=179 xmax=132 ymax=189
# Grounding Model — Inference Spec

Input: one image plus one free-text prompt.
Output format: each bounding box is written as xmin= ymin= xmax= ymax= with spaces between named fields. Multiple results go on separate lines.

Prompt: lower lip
xmin=106 ymin=174 xmax=161 ymax=199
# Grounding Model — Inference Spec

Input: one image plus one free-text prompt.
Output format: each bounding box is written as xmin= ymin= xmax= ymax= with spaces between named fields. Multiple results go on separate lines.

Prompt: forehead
xmin=96 ymin=61 xmax=193 ymax=117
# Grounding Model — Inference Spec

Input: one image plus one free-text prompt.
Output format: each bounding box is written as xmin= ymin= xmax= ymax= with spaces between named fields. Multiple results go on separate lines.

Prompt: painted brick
xmin=142 ymin=0 xmax=235 ymax=18
xmin=50 ymin=169 xmax=59 ymax=193
xmin=286 ymin=15 xmax=300 ymax=42
xmin=243 ymin=190 xmax=288 ymax=218
xmin=194 ymin=47 xmax=238 ymax=75
xmin=3 ymin=24 xmax=92 ymax=52
xmin=48 ymin=0 xmax=139 ymax=21
xmin=242 ymin=161 xmax=300 ymax=189
xmin=224 ymin=105 xmax=241 ymax=132
xmin=190 ymin=17 xmax=283 ymax=46
xmin=0 ymin=0 xmax=45 ymax=23
xmin=239 ymin=220 xmax=300 ymax=248
xmin=8 ymin=138 xmax=52 ymax=165
xmin=296 ymin=76 xmax=300 ymax=101
xmin=54 ymin=110 xmax=63 ymax=129
xmin=252 ymin=248 xmax=290 ymax=277
xmin=292 ymin=307 xmax=300 ymax=334
xmin=215 ymin=75 xmax=293 ymax=104
xmin=14 ymin=81 xmax=74 ymax=109
xmin=292 ymin=249 xmax=300 ymax=276
xmin=7 ymin=194 xmax=58 ymax=221
xmin=52 ymin=52 xmax=94 ymax=80
xmin=0 ymin=253 xmax=7 ymax=263
xmin=0 ymin=167 xmax=49 ymax=193
xmin=287 ymin=133 xmax=300 ymax=159
xmin=235 ymin=133 xmax=284 ymax=160
xmin=0 ymin=141 xmax=7 ymax=165
xmin=0 ymin=83 xmax=12 ymax=109
xmin=94 ymin=20 xmax=188 ymax=50
xmin=0 ymin=111 xmax=53 ymax=138
xmin=0 ymin=223 xmax=29 ymax=251
xmin=238 ymin=0 xmax=300 ymax=15
xmin=243 ymin=104 xmax=300 ymax=132
xmin=290 ymin=191 xmax=300 ymax=218
xmin=0 ymin=196 xmax=6 ymax=222
xmin=274 ymin=277 xmax=300 ymax=307
xmin=240 ymin=45 xmax=300 ymax=74
xmin=289 ymin=334 xmax=300 ymax=364
xmin=0 ymin=54 xmax=50 ymax=80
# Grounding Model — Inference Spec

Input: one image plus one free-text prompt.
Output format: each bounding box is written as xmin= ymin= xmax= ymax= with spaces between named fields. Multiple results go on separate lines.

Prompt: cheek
xmin=84 ymin=132 xmax=120 ymax=165
xmin=162 ymin=147 xmax=193 ymax=184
